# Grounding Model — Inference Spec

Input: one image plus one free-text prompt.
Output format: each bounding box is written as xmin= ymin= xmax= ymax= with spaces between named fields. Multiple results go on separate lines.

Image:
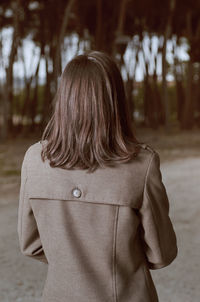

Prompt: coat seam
xmin=20 ymin=176 xmax=28 ymax=240
xmin=144 ymin=184 xmax=164 ymax=263
xmin=142 ymin=263 xmax=157 ymax=301
xmin=143 ymin=152 xmax=155 ymax=199
xmin=143 ymin=152 xmax=164 ymax=262
xmin=29 ymin=197 xmax=131 ymax=207
xmin=112 ymin=206 xmax=119 ymax=302
xmin=139 ymin=151 xmax=155 ymax=210
xmin=20 ymin=148 xmax=31 ymax=240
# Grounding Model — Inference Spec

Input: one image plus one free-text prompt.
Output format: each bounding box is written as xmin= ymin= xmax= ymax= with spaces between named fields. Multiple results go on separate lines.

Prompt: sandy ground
xmin=0 ymin=130 xmax=200 ymax=301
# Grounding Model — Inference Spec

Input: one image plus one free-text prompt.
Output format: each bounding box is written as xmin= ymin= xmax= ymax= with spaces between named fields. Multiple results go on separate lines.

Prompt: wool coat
xmin=17 ymin=140 xmax=178 ymax=302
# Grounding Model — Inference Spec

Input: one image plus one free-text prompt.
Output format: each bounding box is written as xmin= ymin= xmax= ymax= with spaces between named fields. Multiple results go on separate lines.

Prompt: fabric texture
xmin=17 ymin=140 xmax=178 ymax=302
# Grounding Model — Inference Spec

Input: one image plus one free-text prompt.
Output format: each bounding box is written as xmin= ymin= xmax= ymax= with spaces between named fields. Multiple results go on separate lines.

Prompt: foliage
xmin=1 ymin=0 xmax=200 ymax=138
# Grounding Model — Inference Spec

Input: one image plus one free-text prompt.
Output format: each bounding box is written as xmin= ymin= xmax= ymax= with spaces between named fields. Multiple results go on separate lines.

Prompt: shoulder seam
xmin=139 ymin=151 xmax=155 ymax=209
xmin=138 ymin=143 xmax=155 ymax=154
xmin=144 ymin=152 xmax=156 ymax=188
xmin=142 ymin=151 xmax=165 ymax=261
xmin=112 ymin=206 xmax=119 ymax=302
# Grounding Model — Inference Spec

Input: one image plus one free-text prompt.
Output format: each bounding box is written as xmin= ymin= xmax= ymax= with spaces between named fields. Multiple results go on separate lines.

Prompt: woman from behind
xmin=18 ymin=51 xmax=178 ymax=302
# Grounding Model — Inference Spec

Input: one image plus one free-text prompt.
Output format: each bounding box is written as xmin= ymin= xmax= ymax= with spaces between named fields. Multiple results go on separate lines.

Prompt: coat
xmin=17 ymin=140 xmax=178 ymax=302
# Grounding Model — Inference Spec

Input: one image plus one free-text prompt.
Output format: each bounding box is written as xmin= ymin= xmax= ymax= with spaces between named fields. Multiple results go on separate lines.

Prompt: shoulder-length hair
xmin=41 ymin=51 xmax=140 ymax=173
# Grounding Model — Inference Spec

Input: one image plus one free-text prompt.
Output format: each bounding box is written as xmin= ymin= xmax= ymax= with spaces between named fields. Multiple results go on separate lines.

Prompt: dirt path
xmin=0 ymin=148 xmax=200 ymax=301
xmin=151 ymin=156 xmax=200 ymax=302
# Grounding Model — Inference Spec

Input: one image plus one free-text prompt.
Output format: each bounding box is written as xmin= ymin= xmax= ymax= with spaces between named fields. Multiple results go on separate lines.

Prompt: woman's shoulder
xmin=23 ymin=140 xmax=47 ymax=167
xmin=127 ymin=142 xmax=161 ymax=175
xmin=135 ymin=142 xmax=159 ymax=161
xmin=25 ymin=139 xmax=47 ymax=154
xmin=25 ymin=140 xmax=158 ymax=164
xmin=138 ymin=142 xmax=154 ymax=152
xmin=23 ymin=140 xmax=159 ymax=177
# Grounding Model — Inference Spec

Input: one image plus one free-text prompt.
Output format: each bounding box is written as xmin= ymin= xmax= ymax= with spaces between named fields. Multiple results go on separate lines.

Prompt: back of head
xmin=41 ymin=51 xmax=140 ymax=172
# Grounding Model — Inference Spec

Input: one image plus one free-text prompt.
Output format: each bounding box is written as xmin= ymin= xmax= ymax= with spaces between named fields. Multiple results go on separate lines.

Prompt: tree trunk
xmin=112 ymin=0 xmax=128 ymax=59
xmin=161 ymin=34 xmax=169 ymax=129
xmin=182 ymin=61 xmax=194 ymax=129
xmin=124 ymin=43 xmax=140 ymax=123
xmin=53 ymin=0 xmax=75 ymax=92
xmin=29 ymin=53 xmax=42 ymax=133
xmin=172 ymin=38 xmax=185 ymax=127
xmin=151 ymin=37 xmax=162 ymax=128
xmin=161 ymin=0 xmax=175 ymax=132
xmin=95 ymin=0 xmax=103 ymax=49
xmin=0 ymin=30 xmax=6 ymax=140
xmin=41 ymin=53 xmax=53 ymax=132
xmin=20 ymin=46 xmax=35 ymax=129
xmin=1 ymin=0 xmax=21 ymax=139
xmin=141 ymin=36 xmax=156 ymax=128
xmin=142 ymin=56 xmax=153 ymax=127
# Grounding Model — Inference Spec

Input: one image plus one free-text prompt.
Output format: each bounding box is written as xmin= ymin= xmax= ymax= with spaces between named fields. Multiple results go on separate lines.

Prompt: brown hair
xmin=41 ymin=51 xmax=140 ymax=173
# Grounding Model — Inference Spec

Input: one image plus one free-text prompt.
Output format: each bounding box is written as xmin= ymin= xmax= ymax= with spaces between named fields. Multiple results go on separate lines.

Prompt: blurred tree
xmin=53 ymin=0 xmax=75 ymax=92
xmin=1 ymin=0 xmax=22 ymax=139
xmin=1 ymin=0 xmax=200 ymax=138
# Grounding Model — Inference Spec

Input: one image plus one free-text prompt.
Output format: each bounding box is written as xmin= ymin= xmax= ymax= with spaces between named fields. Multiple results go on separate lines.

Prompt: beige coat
xmin=17 ymin=141 xmax=178 ymax=302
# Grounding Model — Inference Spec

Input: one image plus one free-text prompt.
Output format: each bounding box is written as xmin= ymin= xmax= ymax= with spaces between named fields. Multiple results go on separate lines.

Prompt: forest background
xmin=0 ymin=0 xmax=200 ymax=138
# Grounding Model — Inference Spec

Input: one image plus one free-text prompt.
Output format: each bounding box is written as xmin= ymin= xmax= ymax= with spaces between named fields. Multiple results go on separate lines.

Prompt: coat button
xmin=72 ymin=188 xmax=82 ymax=198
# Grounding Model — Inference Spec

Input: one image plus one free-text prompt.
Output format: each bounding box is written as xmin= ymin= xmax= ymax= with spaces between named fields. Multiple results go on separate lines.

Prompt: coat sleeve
xmin=138 ymin=151 xmax=178 ymax=270
xmin=17 ymin=148 xmax=48 ymax=264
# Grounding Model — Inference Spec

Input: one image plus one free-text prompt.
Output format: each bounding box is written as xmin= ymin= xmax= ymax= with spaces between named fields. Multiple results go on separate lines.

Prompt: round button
xmin=72 ymin=188 xmax=82 ymax=198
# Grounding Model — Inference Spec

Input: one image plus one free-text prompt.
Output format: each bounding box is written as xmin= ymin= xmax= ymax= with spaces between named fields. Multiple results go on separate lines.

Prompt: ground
xmin=0 ymin=127 xmax=200 ymax=302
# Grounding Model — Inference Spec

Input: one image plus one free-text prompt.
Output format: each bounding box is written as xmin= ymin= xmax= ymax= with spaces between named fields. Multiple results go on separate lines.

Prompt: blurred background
xmin=0 ymin=0 xmax=200 ymax=301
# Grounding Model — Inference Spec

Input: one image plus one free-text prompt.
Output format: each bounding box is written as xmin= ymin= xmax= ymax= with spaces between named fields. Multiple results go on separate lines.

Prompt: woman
xmin=18 ymin=51 xmax=178 ymax=302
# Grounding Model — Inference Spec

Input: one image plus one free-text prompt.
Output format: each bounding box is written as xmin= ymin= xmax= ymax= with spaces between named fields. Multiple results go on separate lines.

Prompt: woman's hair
xmin=41 ymin=50 xmax=140 ymax=173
